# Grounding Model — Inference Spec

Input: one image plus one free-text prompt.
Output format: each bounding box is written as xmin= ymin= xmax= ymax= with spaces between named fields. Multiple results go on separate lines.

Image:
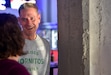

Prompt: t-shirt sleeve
xmin=8 ymin=64 xmax=30 ymax=75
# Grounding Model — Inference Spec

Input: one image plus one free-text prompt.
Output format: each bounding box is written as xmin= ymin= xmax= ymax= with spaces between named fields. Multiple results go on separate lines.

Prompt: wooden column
xmin=57 ymin=0 xmax=84 ymax=75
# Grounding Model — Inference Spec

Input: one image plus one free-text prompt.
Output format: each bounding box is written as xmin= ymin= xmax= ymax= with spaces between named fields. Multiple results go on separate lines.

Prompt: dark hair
xmin=18 ymin=3 xmax=38 ymax=15
xmin=0 ymin=13 xmax=25 ymax=59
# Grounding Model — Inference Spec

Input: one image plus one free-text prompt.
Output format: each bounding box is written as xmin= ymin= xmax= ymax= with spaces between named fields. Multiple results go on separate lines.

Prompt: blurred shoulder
xmin=37 ymin=35 xmax=49 ymax=44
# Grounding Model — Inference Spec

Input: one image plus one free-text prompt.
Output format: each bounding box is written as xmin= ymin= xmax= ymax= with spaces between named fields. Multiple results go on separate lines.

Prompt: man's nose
xmin=27 ymin=19 xmax=32 ymax=25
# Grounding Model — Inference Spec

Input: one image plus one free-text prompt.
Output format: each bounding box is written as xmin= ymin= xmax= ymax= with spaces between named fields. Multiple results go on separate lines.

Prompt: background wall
xmin=90 ymin=0 xmax=111 ymax=75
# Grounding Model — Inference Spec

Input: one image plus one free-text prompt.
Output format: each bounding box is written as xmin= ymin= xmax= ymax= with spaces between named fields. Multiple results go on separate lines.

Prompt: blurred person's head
xmin=18 ymin=3 xmax=41 ymax=40
xmin=0 ymin=13 xmax=25 ymax=61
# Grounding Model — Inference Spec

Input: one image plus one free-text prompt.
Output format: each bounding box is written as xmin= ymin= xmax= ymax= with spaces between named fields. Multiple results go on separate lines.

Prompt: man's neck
xmin=23 ymin=33 xmax=37 ymax=40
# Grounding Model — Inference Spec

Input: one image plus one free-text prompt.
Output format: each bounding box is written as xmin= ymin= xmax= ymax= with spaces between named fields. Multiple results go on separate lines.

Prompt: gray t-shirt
xmin=19 ymin=35 xmax=50 ymax=75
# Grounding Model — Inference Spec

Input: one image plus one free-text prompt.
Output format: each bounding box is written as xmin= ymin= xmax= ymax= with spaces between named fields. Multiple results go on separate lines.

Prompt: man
xmin=18 ymin=3 xmax=50 ymax=75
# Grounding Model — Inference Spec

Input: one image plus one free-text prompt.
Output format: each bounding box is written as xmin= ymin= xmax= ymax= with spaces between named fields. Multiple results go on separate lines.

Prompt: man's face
xmin=18 ymin=8 xmax=40 ymax=36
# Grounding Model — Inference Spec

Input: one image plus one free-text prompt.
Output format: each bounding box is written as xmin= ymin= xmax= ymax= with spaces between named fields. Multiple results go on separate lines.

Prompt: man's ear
xmin=38 ymin=13 xmax=41 ymax=23
xmin=17 ymin=17 xmax=22 ymax=25
xmin=17 ymin=17 xmax=20 ymax=22
xmin=17 ymin=17 xmax=23 ymax=30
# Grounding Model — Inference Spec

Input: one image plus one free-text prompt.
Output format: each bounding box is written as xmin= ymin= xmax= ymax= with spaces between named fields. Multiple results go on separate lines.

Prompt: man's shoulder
xmin=37 ymin=35 xmax=50 ymax=49
xmin=38 ymin=35 xmax=49 ymax=43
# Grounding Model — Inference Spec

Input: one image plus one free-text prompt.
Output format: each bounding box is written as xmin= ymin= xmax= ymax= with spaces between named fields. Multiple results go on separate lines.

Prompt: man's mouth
xmin=26 ymin=26 xmax=34 ymax=30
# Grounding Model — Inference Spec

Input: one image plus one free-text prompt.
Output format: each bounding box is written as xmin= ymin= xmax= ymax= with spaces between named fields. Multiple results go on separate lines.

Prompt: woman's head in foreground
xmin=0 ymin=13 xmax=25 ymax=59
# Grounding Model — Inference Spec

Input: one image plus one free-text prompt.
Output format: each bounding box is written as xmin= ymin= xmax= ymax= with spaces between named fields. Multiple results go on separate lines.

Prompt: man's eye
xmin=21 ymin=18 xmax=27 ymax=21
xmin=30 ymin=17 xmax=35 ymax=21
